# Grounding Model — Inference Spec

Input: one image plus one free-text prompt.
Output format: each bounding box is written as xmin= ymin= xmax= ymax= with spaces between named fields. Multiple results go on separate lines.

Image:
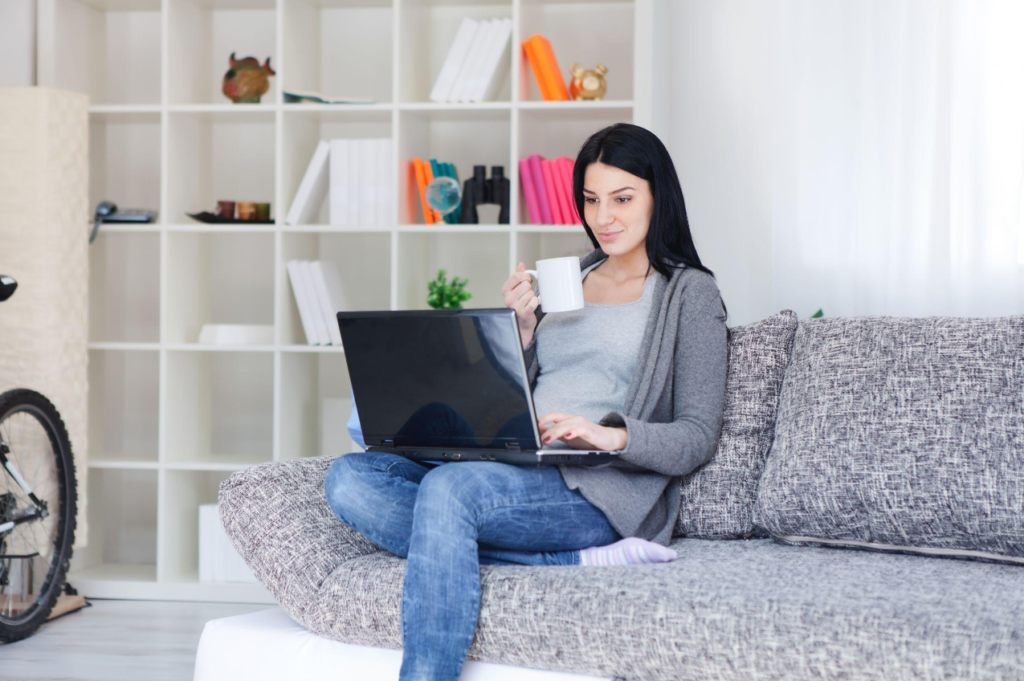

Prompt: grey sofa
xmin=219 ymin=310 xmax=1024 ymax=680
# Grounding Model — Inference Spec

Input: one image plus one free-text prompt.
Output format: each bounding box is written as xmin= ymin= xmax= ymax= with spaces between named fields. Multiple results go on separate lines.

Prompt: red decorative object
xmin=222 ymin=52 xmax=276 ymax=104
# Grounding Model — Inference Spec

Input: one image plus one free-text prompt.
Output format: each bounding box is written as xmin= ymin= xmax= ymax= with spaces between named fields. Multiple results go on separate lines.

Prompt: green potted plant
xmin=427 ymin=268 xmax=472 ymax=309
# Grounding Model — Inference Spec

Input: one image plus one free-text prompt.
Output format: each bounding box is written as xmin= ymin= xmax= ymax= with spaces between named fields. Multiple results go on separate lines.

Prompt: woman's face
xmin=582 ymin=161 xmax=653 ymax=257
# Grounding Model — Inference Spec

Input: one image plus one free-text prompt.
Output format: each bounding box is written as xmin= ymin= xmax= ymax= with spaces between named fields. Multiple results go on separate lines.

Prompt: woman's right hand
xmin=502 ymin=262 xmax=541 ymax=349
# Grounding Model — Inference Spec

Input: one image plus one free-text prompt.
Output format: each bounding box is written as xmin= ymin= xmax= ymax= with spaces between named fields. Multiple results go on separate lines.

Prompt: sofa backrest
xmin=674 ymin=309 xmax=799 ymax=539
xmin=753 ymin=314 xmax=1024 ymax=565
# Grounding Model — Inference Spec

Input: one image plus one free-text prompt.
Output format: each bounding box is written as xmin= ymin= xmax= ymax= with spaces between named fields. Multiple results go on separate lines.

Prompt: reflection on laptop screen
xmin=337 ymin=310 xmax=538 ymax=450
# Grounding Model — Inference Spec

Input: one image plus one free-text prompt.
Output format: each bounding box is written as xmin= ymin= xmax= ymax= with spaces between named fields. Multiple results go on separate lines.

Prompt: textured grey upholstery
xmin=220 ymin=455 xmax=1024 ymax=680
xmin=675 ymin=309 xmax=798 ymax=539
xmin=754 ymin=314 xmax=1024 ymax=563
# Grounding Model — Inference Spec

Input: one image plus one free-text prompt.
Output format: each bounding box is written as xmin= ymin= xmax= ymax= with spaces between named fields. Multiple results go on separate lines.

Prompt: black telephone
xmin=90 ymin=201 xmax=158 ymax=243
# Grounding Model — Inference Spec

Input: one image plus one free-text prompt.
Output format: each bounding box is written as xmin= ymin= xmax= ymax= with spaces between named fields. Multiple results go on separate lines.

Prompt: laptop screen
xmin=337 ymin=309 xmax=540 ymax=450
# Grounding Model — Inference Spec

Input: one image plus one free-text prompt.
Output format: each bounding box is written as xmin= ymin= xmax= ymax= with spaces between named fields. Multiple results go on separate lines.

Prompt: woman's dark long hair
xmin=573 ymin=123 xmax=727 ymax=318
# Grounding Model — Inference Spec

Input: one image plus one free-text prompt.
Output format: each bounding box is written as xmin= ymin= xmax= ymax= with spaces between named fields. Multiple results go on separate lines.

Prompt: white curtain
xmin=669 ymin=0 xmax=1024 ymax=322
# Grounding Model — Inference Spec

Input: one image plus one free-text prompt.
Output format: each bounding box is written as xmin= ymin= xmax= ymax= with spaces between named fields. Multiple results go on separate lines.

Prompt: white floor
xmin=0 ymin=599 xmax=268 ymax=681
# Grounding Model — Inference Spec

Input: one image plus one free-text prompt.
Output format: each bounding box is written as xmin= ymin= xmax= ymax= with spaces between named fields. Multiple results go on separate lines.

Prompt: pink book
xmin=549 ymin=158 xmax=572 ymax=224
xmin=558 ymin=157 xmax=581 ymax=224
xmin=518 ymin=158 xmax=541 ymax=225
xmin=540 ymin=159 xmax=563 ymax=224
xmin=527 ymin=154 xmax=552 ymax=224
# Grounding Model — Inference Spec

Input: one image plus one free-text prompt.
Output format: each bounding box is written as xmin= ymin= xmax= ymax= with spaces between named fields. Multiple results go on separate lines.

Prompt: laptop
xmin=336 ymin=308 xmax=620 ymax=467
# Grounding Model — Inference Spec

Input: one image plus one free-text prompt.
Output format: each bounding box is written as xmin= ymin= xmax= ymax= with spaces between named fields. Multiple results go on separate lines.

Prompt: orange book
xmin=524 ymin=35 xmax=568 ymax=101
xmin=522 ymin=36 xmax=553 ymax=100
xmin=413 ymin=158 xmax=436 ymax=224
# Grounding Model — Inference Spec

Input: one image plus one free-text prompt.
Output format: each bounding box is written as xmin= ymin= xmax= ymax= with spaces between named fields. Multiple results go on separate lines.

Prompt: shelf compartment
xmin=282 ymin=0 xmax=393 ymax=105
xmin=89 ymin=231 xmax=161 ymax=343
xmin=516 ymin=105 xmax=631 ymax=225
xmin=167 ymin=109 xmax=276 ymax=222
xmin=88 ymin=348 xmax=160 ymax=463
xmin=279 ymin=231 xmax=392 ymax=345
xmin=518 ymin=0 xmax=634 ymax=102
xmin=168 ymin=0 xmax=277 ymax=106
xmin=397 ymin=231 xmax=509 ymax=309
xmin=280 ymin=109 xmax=393 ymax=226
xmin=46 ymin=0 xmax=162 ymax=105
xmin=279 ymin=352 xmax=360 ymax=460
xmin=398 ymin=108 xmax=511 ymax=224
xmin=89 ymin=110 xmax=161 ymax=219
xmin=70 ymin=468 xmax=158 ymax=579
xmin=159 ymin=468 xmax=238 ymax=583
xmin=398 ymin=0 xmax=513 ymax=104
xmin=164 ymin=351 xmax=274 ymax=466
xmin=165 ymin=231 xmax=274 ymax=344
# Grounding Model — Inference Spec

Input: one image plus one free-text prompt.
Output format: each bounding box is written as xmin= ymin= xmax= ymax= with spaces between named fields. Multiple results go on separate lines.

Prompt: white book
xmin=286 ymin=139 xmax=330 ymax=226
xmin=309 ymin=260 xmax=343 ymax=346
xmin=429 ymin=17 xmax=479 ymax=103
xmin=471 ymin=18 xmax=512 ymax=103
xmin=377 ymin=138 xmax=392 ymax=226
xmin=347 ymin=138 xmax=361 ymax=226
xmin=298 ymin=261 xmax=331 ymax=345
xmin=320 ymin=260 xmax=350 ymax=345
xmin=286 ymin=260 xmax=318 ymax=345
xmin=329 ymin=139 xmax=350 ymax=227
xmin=359 ymin=139 xmax=376 ymax=227
xmin=450 ymin=19 xmax=495 ymax=103
xmin=462 ymin=19 xmax=497 ymax=103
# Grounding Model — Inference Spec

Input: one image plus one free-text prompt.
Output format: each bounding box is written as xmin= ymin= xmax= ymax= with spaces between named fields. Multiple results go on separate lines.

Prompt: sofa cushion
xmin=221 ymin=455 xmax=1023 ymax=680
xmin=674 ymin=309 xmax=798 ymax=539
xmin=753 ymin=315 xmax=1024 ymax=564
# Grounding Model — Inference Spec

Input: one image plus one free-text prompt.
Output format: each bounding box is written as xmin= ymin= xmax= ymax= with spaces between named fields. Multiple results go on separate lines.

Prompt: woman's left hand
xmin=537 ymin=412 xmax=628 ymax=451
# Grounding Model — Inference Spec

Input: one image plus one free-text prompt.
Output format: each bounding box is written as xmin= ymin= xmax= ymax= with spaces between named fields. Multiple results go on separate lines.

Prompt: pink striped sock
xmin=578 ymin=537 xmax=677 ymax=566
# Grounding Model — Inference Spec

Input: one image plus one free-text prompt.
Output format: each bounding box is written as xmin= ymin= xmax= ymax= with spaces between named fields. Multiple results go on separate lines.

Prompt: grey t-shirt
xmin=531 ymin=260 xmax=657 ymax=449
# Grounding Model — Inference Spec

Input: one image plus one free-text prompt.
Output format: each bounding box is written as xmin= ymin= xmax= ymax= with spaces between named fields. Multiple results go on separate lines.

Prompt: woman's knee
xmin=323 ymin=452 xmax=373 ymax=522
xmin=416 ymin=462 xmax=497 ymax=516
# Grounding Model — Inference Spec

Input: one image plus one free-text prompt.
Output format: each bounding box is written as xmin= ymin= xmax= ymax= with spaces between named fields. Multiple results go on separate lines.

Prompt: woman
xmin=324 ymin=122 xmax=729 ymax=681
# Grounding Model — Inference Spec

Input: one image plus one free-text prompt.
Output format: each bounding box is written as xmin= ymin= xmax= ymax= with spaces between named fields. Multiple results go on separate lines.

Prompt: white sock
xmin=578 ymin=537 xmax=677 ymax=566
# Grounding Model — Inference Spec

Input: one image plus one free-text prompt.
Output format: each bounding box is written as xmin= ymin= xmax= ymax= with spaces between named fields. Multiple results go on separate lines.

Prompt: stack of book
xmin=522 ymin=34 xmax=569 ymax=101
xmin=411 ymin=157 xmax=462 ymax=224
xmin=519 ymin=154 xmax=581 ymax=225
xmin=429 ymin=17 xmax=513 ymax=104
xmin=286 ymin=138 xmax=393 ymax=227
xmin=286 ymin=260 xmax=350 ymax=345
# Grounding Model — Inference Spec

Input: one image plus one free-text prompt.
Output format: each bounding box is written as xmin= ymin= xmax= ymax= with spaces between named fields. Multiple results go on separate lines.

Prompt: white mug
xmin=524 ymin=256 xmax=585 ymax=313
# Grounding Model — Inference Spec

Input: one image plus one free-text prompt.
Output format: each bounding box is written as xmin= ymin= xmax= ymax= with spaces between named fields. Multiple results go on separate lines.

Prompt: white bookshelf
xmin=38 ymin=0 xmax=666 ymax=602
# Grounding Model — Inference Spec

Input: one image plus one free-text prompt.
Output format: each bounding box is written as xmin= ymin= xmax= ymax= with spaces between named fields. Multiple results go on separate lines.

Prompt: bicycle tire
xmin=0 ymin=388 xmax=77 ymax=643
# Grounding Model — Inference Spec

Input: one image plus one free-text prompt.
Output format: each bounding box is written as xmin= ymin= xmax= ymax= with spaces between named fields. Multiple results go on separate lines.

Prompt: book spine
xmin=329 ymin=139 xmax=349 ymax=227
xmin=522 ymin=36 xmax=553 ymax=101
xmin=528 ymin=153 xmax=552 ymax=223
xmin=540 ymin=159 xmax=563 ymax=224
xmin=536 ymin=35 xmax=569 ymax=100
xmin=474 ymin=18 xmax=512 ymax=103
xmin=422 ymin=159 xmax=442 ymax=222
xmin=549 ymin=157 xmax=572 ymax=225
xmin=413 ymin=159 xmax=435 ymax=224
xmin=430 ymin=17 xmax=479 ymax=103
xmin=360 ymin=139 xmax=376 ymax=227
xmin=378 ymin=138 xmax=392 ymax=227
xmin=286 ymin=139 xmax=330 ymax=226
xmin=348 ymin=139 xmax=361 ymax=226
xmin=518 ymin=157 xmax=541 ymax=225
xmin=286 ymin=260 xmax=317 ymax=344
xmin=559 ymin=156 xmax=582 ymax=224
xmin=297 ymin=261 xmax=329 ymax=344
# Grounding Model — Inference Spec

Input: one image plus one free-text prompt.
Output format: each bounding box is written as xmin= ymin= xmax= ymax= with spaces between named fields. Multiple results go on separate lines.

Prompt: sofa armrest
xmin=219 ymin=455 xmax=384 ymax=616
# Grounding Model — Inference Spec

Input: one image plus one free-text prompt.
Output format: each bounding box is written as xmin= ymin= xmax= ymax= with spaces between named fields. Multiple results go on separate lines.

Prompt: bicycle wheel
xmin=0 ymin=388 xmax=77 ymax=642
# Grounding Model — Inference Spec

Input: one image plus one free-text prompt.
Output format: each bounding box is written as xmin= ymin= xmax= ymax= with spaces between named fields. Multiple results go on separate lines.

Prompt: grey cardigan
xmin=524 ymin=247 xmax=729 ymax=546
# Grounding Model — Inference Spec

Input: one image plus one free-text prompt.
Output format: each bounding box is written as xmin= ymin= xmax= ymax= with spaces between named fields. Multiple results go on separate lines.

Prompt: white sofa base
xmin=194 ymin=607 xmax=614 ymax=681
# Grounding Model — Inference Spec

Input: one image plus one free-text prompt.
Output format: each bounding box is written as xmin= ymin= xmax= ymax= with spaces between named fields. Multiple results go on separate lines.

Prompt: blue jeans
xmin=324 ymin=451 xmax=621 ymax=681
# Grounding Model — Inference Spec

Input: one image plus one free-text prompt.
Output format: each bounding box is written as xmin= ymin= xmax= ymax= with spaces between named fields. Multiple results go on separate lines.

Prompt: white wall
xmin=0 ymin=0 xmax=37 ymax=87
xmin=666 ymin=1 xmax=776 ymax=326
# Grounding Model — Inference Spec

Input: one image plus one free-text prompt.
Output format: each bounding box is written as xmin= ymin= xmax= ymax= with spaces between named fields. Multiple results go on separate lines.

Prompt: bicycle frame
xmin=0 ymin=440 xmax=48 ymax=535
